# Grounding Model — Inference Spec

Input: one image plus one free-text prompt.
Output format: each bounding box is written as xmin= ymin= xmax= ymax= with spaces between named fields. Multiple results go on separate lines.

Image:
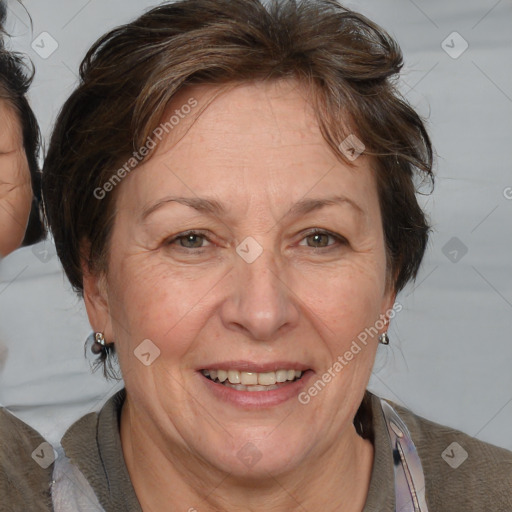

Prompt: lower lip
xmin=199 ymin=371 xmax=314 ymax=408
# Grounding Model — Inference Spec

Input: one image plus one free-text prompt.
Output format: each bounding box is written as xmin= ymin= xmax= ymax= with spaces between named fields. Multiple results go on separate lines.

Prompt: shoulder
xmin=60 ymin=389 xmax=140 ymax=511
xmin=61 ymin=388 xmax=124 ymax=459
xmin=0 ymin=407 xmax=54 ymax=511
xmin=390 ymin=399 xmax=512 ymax=511
xmin=60 ymin=399 xmax=108 ymax=482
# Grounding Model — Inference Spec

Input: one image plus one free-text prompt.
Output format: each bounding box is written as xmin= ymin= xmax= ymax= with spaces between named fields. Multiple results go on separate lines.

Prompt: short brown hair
xmin=43 ymin=0 xmax=433 ymax=295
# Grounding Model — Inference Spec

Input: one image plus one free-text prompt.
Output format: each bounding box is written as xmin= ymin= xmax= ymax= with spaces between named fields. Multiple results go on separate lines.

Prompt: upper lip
xmin=198 ymin=361 xmax=311 ymax=372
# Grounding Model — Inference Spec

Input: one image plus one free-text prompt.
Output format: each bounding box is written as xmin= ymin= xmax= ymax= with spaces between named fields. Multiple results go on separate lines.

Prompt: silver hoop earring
xmin=378 ymin=332 xmax=390 ymax=345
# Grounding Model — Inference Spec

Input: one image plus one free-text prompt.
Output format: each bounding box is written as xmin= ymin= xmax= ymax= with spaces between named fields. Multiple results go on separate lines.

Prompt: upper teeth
xmin=202 ymin=369 xmax=302 ymax=386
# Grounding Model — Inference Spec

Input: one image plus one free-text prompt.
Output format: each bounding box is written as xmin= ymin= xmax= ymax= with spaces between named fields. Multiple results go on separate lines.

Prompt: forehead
xmin=115 ymin=80 xmax=378 ymax=217
xmin=156 ymin=80 xmax=327 ymax=154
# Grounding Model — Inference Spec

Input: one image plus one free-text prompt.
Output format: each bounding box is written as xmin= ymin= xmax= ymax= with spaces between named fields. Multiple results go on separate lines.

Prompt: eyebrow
xmin=285 ymin=195 xmax=365 ymax=218
xmin=140 ymin=194 xmax=364 ymax=221
xmin=141 ymin=196 xmax=226 ymax=221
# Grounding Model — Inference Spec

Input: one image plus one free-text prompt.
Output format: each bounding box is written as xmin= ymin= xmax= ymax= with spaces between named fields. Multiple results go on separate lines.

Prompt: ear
xmin=382 ymin=290 xmax=397 ymax=315
xmin=380 ymin=286 xmax=398 ymax=331
xmin=382 ymin=262 xmax=399 ymax=318
xmin=81 ymin=252 xmax=114 ymax=342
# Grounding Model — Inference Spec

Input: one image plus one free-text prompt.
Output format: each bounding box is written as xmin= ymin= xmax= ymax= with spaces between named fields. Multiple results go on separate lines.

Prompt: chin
xmin=199 ymin=428 xmax=312 ymax=479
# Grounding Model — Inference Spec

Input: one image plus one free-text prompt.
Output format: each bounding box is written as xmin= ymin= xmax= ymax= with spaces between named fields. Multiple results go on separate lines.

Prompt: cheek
xmin=294 ymin=258 xmax=386 ymax=338
xmin=107 ymin=256 xmax=224 ymax=361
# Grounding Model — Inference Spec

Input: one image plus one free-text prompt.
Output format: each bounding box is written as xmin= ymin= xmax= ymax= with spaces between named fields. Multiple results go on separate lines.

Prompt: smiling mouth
xmin=201 ymin=369 xmax=305 ymax=392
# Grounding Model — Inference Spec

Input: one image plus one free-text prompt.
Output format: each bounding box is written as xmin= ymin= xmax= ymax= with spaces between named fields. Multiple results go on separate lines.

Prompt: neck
xmin=120 ymin=399 xmax=374 ymax=512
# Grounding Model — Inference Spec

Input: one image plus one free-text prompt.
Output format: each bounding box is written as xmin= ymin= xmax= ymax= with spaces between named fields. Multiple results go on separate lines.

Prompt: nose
xmin=219 ymin=248 xmax=300 ymax=341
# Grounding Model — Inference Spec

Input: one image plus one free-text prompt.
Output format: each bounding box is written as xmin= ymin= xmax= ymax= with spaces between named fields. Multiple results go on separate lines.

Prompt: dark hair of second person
xmin=0 ymin=1 xmax=45 ymax=249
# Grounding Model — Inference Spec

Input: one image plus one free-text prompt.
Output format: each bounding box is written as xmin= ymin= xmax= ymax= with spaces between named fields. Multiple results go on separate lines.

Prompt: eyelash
xmin=165 ymin=229 xmax=347 ymax=252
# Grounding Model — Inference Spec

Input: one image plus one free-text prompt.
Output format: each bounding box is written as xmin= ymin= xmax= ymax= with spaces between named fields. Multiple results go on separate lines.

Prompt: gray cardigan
xmin=0 ymin=408 xmax=53 ymax=511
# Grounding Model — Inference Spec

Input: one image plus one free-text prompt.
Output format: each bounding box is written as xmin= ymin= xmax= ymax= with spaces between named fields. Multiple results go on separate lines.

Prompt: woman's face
xmin=85 ymin=80 xmax=395 ymax=477
xmin=0 ymin=99 xmax=32 ymax=257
